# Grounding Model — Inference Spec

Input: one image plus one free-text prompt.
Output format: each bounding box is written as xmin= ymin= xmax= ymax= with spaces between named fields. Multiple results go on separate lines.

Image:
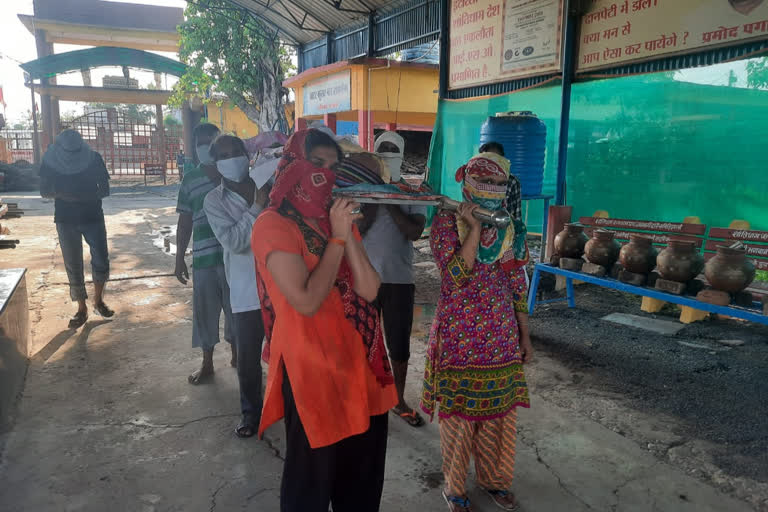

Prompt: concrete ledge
xmin=0 ymin=269 xmax=29 ymax=429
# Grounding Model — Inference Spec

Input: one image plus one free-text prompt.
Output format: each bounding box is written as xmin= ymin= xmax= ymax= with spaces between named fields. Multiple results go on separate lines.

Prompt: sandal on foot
xmin=68 ymin=311 xmax=88 ymax=329
xmin=484 ymin=489 xmax=520 ymax=511
xmin=94 ymin=302 xmax=115 ymax=318
xmin=392 ymin=407 xmax=425 ymax=427
xmin=235 ymin=416 xmax=257 ymax=438
xmin=442 ymin=491 xmax=473 ymax=512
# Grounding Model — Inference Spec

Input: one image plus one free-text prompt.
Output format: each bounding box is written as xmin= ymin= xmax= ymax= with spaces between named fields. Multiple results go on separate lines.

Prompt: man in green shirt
xmin=175 ymin=123 xmax=235 ymax=384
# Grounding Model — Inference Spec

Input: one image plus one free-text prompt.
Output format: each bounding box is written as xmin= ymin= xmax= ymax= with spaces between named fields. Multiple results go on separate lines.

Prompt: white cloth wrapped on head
xmin=374 ymin=131 xmax=405 ymax=182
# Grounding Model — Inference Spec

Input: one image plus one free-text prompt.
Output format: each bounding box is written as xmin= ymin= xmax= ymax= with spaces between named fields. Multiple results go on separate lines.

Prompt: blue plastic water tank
xmin=401 ymin=42 xmax=440 ymax=65
xmin=479 ymin=111 xmax=546 ymax=197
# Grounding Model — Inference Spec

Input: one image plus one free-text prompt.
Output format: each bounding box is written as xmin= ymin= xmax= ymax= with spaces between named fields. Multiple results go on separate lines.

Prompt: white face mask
xmin=216 ymin=156 xmax=250 ymax=182
xmin=379 ymin=152 xmax=404 ymax=182
xmin=196 ymin=144 xmax=214 ymax=165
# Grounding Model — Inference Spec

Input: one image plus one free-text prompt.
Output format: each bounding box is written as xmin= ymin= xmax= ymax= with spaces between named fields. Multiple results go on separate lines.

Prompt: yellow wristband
xmin=329 ymin=237 xmax=346 ymax=247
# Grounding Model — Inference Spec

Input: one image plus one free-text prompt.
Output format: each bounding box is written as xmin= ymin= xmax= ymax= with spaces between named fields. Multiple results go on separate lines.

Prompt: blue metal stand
xmin=527 ymin=263 xmax=768 ymax=325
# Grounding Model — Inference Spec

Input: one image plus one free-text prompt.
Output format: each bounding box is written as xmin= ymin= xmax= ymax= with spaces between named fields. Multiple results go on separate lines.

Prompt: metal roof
xmin=20 ymin=47 xmax=187 ymax=80
xmin=223 ymin=0 xmax=412 ymax=44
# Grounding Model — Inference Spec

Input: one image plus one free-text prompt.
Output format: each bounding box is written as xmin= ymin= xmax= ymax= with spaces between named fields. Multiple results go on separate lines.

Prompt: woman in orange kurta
xmin=251 ymin=129 xmax=397 ymax=512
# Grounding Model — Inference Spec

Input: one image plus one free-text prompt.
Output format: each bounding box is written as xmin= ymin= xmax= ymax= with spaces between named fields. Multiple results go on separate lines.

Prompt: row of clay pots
xmin=553 ymin=223 xmax=755 ymax=293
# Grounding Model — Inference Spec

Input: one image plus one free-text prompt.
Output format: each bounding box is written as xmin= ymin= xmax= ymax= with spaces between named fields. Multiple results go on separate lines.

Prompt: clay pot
xmin=704 ymin=245 xmax=756 ymax=293
xmin=554 ymin=223 xmax=588 ymax=259
xmin=584 ymin=229 xmax=620 ymax=267
xmin=619 ymin=234 xmax=658 ymax=274
xmin=656 ymin=240 xmax=704 ymax=283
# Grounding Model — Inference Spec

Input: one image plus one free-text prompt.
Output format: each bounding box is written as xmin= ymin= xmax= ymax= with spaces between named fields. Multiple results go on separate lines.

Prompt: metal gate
xmin=0 ymin=130 xmax=35 ymax=164
xmin=63 ymin=109 xmax=183 ymax=175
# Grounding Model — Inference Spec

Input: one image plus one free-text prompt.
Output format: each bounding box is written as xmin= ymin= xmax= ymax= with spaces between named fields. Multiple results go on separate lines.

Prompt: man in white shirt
xmin=360 ymin=131 xmax=427 ymax=427
xmin=204 ymin=134 xmax=271 ymax=438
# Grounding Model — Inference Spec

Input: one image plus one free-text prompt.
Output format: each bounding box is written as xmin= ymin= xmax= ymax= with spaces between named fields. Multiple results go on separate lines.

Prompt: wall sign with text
xmin=303 ymin=71 xmax=352 ymax=116
xmin=449 ymin=0 xmax=565 ymax=90
xmin=577 ymin=0 xmax=768 ymax=72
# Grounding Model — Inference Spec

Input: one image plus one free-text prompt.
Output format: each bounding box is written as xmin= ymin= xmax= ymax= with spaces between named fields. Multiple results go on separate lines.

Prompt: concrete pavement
xmin=0 ymin=186 xmax=757 ymax=511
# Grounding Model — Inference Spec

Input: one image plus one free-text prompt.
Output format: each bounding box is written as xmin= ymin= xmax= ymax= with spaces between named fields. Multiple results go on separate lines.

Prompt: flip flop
xmin=94 ymin=302 xmax=115 ymax=318
xmin=442 ymin=490 xmax=473 ymax=512
xmin=484 ymin=489 xmax=520 ymax=511
xmin=68 ymin=311 xmax=88 ymax=329
xmin=392 ymin=408 xmax=425 ymax=427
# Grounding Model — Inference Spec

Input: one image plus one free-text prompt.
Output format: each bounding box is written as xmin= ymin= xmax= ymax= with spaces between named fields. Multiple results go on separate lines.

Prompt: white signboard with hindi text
xmin=577 ymin=0 xmax=768 ymax=72
xmin=448 ymin=0 xmax=564 ymax=90
xmin=303 ymin=71 xmax=352 ymax=116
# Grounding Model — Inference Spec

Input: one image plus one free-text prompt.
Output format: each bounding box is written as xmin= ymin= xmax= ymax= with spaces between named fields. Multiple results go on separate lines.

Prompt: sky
xmin=0 ymin=0 xmax=186 ymax=125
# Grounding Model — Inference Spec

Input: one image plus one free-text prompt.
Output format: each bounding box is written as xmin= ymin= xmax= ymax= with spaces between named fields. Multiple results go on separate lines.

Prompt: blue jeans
xmin=56 ymin=221 xmax=109 ymax=302
xmin=233 ymin=309 xmax=264 ymax=424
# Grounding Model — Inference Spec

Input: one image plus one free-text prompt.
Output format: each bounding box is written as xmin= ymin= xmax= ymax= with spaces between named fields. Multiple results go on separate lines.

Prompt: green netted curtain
xmin=428 ymin=70 xmax=768 ymax=232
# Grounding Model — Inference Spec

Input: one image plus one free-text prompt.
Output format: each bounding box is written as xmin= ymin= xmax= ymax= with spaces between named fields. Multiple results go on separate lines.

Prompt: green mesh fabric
xmin=428 ymin=72 xmax=768 ymax=232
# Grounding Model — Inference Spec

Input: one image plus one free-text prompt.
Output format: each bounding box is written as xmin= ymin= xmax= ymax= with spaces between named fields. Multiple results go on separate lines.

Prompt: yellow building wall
xmin=291 ymin=62 xmax=439 ymax=121
xmin=209 ymin=102 xmax=295 ymax=138
xmin=363 ymin=66 xmax=439 ymax=114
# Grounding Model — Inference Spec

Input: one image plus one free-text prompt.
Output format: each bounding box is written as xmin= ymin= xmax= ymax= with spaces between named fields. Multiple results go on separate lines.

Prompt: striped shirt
xmin=176 ymin=165 xmax=224 ymax=269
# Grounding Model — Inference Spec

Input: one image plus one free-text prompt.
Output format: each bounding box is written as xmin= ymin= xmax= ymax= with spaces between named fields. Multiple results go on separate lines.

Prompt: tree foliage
xmin=746 ymin=56 xmax=768 ymax=89
xmin=170 ymin=0 xmax=294 ymax=133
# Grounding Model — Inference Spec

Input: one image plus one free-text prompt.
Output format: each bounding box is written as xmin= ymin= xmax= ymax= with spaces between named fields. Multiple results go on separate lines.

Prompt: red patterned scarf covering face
xmin=454 ymin=153 xmax=529 ymax=272
xmin=256 ymin=130 xmax=393 ymax=386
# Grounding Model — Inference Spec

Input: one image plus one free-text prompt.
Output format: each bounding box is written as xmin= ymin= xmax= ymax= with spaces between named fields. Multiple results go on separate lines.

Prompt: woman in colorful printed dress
xmin=251 ymin=129 xmax=397 ymax=512
xmin=421 ymin=152 xmax=533 ymax=512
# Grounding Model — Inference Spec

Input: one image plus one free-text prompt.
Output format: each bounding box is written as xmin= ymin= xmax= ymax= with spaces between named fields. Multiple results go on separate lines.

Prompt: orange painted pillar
xmin=545 ymin=205 xmax=573 ymax=262
xmin=386 ymin=122 xmax=397 ymax=131
xmin=323 ymin=113 xmax=337 ymax=134
xmin=357 ymin=110 xmax=367 ymax=150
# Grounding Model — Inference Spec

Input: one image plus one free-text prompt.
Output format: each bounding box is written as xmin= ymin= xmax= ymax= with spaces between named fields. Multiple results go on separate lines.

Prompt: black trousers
xmin=233 ymin=310 xmax=264 ymax=425
xmin=281 ymin=370 xmax=388 ymax=512
xmin=377 ymin=283 xmax=416 ymax=362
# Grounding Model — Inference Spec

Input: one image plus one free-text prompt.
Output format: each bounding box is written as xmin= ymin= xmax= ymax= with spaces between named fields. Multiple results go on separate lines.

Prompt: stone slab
xmin=656 ymin=278 xmax=686 ymax=295
xmin=0 ymin=269 xmax=29 ymax=429
xmin=601 ymin=312 xmax=685 ymax=335
xmin=717 ymin=339 xmax=745 ymax=347
xmin=697 ymin=289 xmax=730 ymax=306
xmin=619 ymin=269 xmax=647 ymax=286
xmin=559 ymin=257 xmax=584 ymax=271
xmin=582 ymin=262 xmax=607 ymax=277
xmin=733 ymin=291 xmax=753 ymax=308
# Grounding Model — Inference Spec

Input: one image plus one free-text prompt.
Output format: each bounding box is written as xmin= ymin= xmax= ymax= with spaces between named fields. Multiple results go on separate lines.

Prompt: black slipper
xmin=94 ymin=302 xmax=115 ymax=318
xmin=68 ymin=311 xmax=88 ymax=329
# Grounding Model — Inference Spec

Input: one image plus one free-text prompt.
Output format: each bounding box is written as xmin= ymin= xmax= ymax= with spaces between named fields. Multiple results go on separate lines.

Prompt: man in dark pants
xmin=40 ymin=129 xmax=114 ymax=329
xmin=360 ymin=130 xmax=427 ymax=427
xmin=204 ymin=134 xmax=270 ymax=437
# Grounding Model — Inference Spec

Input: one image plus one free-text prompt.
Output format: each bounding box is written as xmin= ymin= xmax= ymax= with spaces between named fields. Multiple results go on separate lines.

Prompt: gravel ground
xmin=411 ymin=235 xmax=768 ymax=510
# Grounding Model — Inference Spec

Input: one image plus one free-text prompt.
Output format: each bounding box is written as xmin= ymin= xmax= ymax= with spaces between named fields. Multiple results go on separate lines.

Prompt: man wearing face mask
xmin=175 ymin=123 xmax=236 ymax=385
xmin=204 ymin=134 xmax=271 ymax=438
xmin=360 ymin=131 xmax=427 ymax=427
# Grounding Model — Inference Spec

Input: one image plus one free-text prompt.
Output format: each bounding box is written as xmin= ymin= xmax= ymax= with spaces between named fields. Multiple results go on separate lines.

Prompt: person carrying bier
xmin=359 ymin=130 xmax=427 ymax=427
xmin=204 ymin=134 xmax=271 ymax=439
xmin=420 ymin=152 xmax=533 ymax=512
xmin=251 ymin=129 xmax=397 ymax=512
xmin=478 ymin=141 xmax=522 ymax=221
